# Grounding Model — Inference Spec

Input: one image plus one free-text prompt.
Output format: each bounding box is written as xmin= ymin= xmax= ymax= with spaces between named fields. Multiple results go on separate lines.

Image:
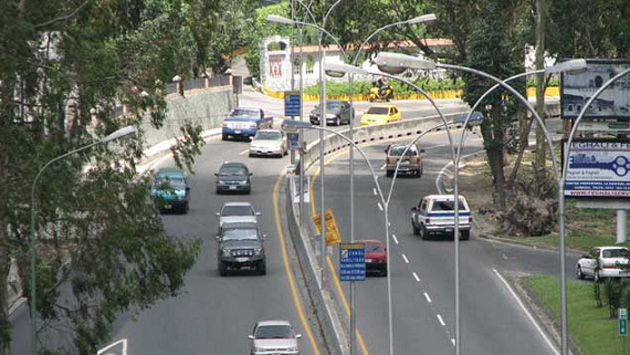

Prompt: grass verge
xmin=526 ymin=275 xmax=623 ymax=355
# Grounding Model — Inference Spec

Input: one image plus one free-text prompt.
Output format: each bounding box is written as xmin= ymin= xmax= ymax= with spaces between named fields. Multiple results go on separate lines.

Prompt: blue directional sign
xmin=284 ymin=92 xmax=301 ymax=117
xmin=287 ymin=132 xmax=299 ymax=151
xmin=340 ymin=243 xmax=365 ymax=281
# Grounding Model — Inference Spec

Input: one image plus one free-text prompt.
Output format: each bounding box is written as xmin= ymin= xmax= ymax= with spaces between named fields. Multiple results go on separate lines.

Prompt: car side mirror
xmin=262 ymin=233 xmax=267 ymax=240
xmin=248 ymin=335 xmax=254 ymax=340
xmin=256 ymin=212 xmax=261 ymax=216
xmin=295 ymin=334 xmax=302 ymax=339
xmin=215 ymin=235 xmax=221 ymax=242
xmin=384 ymin=148 xmax=388 ymax=153
xmin=216 ymin=212 xmax=220 ymax=217
xmin=411 ymin=206 xmax=417 ymax=211
xmin=214 ymin=173 xmax=218 ymax=177
xmin=249 ymin=172 xmax=253 ymax=176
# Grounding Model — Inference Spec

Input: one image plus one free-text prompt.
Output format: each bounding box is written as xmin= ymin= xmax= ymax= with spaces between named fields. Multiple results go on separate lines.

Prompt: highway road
xmin=313 ymin=125 xmax=581 ymax=354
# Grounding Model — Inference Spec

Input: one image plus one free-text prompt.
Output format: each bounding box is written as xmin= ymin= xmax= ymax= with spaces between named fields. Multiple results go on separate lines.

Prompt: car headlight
xmin=286 ymin=346 xmax=298 ymax=352
xmin=254 ymin=247 xmax=263 ymax=254
xmin=326 ymin=113 xmax=336 ymax=118
xmin=218 ymin=181 xmax=227 ymax=185
xmin=249 ymin=123 xmax=257 ymax=129
xmin=253 ymin=347 xmax=265 ymax=352
xmin=239 ymin=180 xmax=248 ymax=184
xmin=222 ymin=249 xmax=231 ymax=257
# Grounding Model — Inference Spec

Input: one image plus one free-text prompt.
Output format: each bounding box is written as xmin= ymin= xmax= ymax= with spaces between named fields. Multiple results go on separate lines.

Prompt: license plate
xmin=229 ymin=186 xmax=237 ymax=190
xmin=234 ymin=130 xmax=241 ymax=134
xmin=366 ymin=259 xmax=373 ymax=263
xmin=445 ymin=228 xmax=454 ymax=233
xmin=235 ymin=257 xmax=249 ymax=262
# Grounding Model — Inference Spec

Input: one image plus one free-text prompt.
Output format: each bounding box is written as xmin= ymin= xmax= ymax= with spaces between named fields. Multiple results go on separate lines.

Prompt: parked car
xmin=309 ymin=100 xmax=354 ymax=126
xmin=452 ymin=111 xmax=484 ymax=128
xmin=385 ymin=143 xmax=424 ymax=178
xmin=576 ymin=246 xmax=630 ymax=281
xmin=216 ymin=202 xmax=260 ymax=232
xmin=149 ymin=167 xmax=190 ymax=213
xmin=357 ymin=239 xmax=387 ymax=277
xmin=249 ymin=129 xmax=288 ymax=158
xmin=248 ymin=320 xmax=301 ymax=355
xmin=360 ymin=104 xmax=401 ymax=126
xmin=216 ymin=222 xmax=266 ymax=276
xmin=215 ymin=162 xmax=252 ymax=194
xmin=222 ymin=107 xmax=273 ymax=141
xmin=411 ymin=194 xmax=472 ymax=240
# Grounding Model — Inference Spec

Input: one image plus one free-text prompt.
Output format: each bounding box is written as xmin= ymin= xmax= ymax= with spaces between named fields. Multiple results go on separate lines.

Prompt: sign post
xmin=621 ymin=308 xmax=628 ymax=354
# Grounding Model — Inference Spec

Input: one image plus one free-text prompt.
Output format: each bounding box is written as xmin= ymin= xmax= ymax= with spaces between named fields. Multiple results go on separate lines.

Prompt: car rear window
xmin=603 ymin=249 xmax=628 ymax=258
xmin=367 ymin=107 xmax=389 ymax=115
xmin=220 ymin=166 xmax=248 ymax=176
xmin=255 ymin=131 xmax=281 ymax=140
xmin=389 ymin=146 xmax=418 ymax=156
xmin=255 ymin=325 xmax=295 ymax=339
xmin=363 ymin=243 xmax=383 ymax=252
xmin=222 ymin=205 xmax=254 ymax=216
xmin=230 ymin=109 xmax=258 ymax=117
xmin=431 ymin=200 xmax=466 ymax=211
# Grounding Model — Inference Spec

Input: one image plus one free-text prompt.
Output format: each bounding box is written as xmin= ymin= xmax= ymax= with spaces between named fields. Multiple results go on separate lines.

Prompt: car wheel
xmin=412 ymin=222 xmax=420 ymax=236
xmin=369 ymin=97 xmax=374 ymax=103
xmin=181 ymin=203 xmax=189 ymax=214
xmin=386 ymin=170 xmax=394 ymax=178
xmin=381 ymin=266 xmax=388 ymax=277
xmin=461 ymin=230 xmax=470 ymax=241
xmin=219 ymin=262 xmax=228 ymax=277
xmin=222 ymin=134 xmax=228 ymax=141
xmin=216 ymin=188 xmax=221 ymax=195
xmin=576 ymin=265 xmax=585 ymax=280
xmin=334 ymin=117 xmax=340 ymax=126
xmin=257 ymin=261 xmax=267 ymax=276
xmin=420 ymin=225 xmax=429 ymax=240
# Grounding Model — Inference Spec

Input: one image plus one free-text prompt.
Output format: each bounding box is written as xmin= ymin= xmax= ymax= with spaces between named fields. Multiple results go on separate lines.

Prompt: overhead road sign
xmin=339 ymin=243 xmax=365 ymax=281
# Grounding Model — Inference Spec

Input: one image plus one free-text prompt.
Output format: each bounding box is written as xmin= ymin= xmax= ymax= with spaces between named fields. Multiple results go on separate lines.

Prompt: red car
xmin=357 ymin=239 xmax=388 ymax=277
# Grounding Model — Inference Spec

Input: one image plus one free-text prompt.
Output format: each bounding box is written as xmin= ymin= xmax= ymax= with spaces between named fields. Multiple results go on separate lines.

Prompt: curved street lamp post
xmin=30 ymin=125 xmax=136 ymax=355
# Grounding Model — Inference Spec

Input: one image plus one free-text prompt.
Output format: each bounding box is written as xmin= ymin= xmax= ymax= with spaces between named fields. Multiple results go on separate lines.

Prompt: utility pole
xmin=534 ymin=0 xmax=547 ymax=189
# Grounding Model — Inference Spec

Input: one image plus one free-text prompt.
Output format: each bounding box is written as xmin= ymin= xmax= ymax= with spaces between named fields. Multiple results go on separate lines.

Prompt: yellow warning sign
xmin=312 ymin=208 xmax=341 ymax=245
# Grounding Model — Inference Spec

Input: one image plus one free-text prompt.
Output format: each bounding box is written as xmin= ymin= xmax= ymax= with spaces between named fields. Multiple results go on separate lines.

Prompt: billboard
xmin=562 ymin=139 xmax=630 ymax=197
xmin=560 ymin=59 xmax=630 ymax=119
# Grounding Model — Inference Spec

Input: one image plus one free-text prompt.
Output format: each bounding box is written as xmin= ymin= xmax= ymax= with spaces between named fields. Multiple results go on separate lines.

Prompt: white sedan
xmin=248 ymin=320 xmax=301 ymax=354
xmin=576 ymin=246 xmax=630 ymax=281
xmin=249 ymin=129 xmax=288 ymax=158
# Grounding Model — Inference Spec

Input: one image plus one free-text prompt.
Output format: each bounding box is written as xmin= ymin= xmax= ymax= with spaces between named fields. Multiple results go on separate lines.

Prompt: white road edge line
xmin=412 ymin=272 xmax=420 ymax=282
xmin=437 ymin=314 xmax=446 ymax=326
xmin=402 ymin=254 xmax=409 ymax=264
xmin=492 ymin=269 xmax=560 ymax=355
xmin=424 ymin=292 xmax=432 ymax=303
xmin=392 ymin=234 xmax=399 ymax=244
xmin=377 ymin=202 xmax=384 ymax=211
xmin=239 ymin=149 xmax=249 ymax=156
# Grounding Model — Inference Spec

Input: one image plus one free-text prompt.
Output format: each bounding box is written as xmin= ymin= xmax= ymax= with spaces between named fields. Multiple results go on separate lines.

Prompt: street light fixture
xmin=29 ymin=125 xmax=136 ymax=355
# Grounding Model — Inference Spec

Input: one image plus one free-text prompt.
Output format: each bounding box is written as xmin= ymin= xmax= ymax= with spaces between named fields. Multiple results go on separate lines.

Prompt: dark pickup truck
xmin=222 ymin=107 xmax=273 ymax=141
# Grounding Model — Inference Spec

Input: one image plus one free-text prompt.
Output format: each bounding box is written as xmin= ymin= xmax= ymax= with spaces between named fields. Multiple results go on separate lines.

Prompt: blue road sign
xmin=284 ymin=92 xmax=301 ymax=117
xmin=340 ymin=243 xmax=365 ymax=281
xmin=620 ymin=308 xmax=628 ymax=336
xmin=287 ymin=132 xmax=299 ymax=151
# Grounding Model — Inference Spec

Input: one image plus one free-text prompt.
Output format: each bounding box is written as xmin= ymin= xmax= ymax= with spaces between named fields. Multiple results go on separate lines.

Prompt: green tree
xmin=0 ymin=0 xmax=207 ymax=353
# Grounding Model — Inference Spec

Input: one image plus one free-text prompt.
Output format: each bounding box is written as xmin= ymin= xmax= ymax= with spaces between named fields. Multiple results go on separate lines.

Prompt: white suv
xmin=411 ymin=194 xmax=473 ymax=240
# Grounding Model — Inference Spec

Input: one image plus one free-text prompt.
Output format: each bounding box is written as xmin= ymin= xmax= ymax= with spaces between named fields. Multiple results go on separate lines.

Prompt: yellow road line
xmin=273 ymin=172 xmax=320 ymax=355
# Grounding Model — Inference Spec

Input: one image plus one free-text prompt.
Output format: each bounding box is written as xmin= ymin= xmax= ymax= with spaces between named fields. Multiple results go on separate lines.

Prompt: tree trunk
xmin=480 ymin=120 xmax=507 ymax=209
xmin=0 ymin=239 xmax=10 ymax=355
xmin=534 ymin=0 xmax=547 ymax=194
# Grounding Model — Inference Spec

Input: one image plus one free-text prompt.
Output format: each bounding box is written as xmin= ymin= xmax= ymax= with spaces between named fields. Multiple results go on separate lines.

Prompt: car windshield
xmin=154 ymin=177 xmax=186 ymax=189
xmin=230 ymin=109 xmax=258 ymax=117
xmin=389 ymin=146 xmax=417 ymax=156
xmin=363 ymin=243 xmax=383 ymax=252
xmin=220 ymin=166 xmax=247 ymax=176
xmin=221 ymin=228 xmax=259 ymax=241
xmin=326 ymin=102 xmax=341 ymax=109
xmin=603 ymin=249 xmax=628 ymax=258
xmin=255 ymin=325 xmax=295 ymax=339
xmin=222 ymin=205 xmax=255 ymax=216
xmin=432 ymin=200 xmax=466 ymax=211
xmin=254 ymin=131 xmax=281 ymax=140
xmin=367 ymin=107 xmax=389 ymax=115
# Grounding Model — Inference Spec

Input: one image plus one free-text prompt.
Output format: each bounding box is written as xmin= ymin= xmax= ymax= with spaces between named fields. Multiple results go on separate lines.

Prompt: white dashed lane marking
xmin=437 ymin=314 xmax=446 ymax=326
xmin=424 ymin=292 xmax=432 ymax=303
xmin=377 ymin=202 xmax=383 ymax=211
xmin=373 ymin=188 xmax=377 ymax=196
xmin=392 ymin=234 xmax=399 ymax=244
xmin=412 ymin=272 xmax=420 ymax=282
xmin=401 ymin=254 xmax=409 ymax=264
xmin=239 ymin=149 xmax=249 ymax=156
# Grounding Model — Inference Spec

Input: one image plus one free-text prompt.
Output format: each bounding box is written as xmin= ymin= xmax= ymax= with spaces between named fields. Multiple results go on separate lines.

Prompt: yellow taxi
xmin=360 ymin=104 xmax=402 ymax=126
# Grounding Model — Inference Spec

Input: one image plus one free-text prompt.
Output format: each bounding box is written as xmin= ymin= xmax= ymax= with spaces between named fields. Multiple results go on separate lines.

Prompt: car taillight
xmin=249 ymin=123 xmax=257 ymax=128
xmin=426 ymin=218 xmax=430 ymax=224
xmin=416 ymin=157 xmax=421 ymax=164
xmin=386 ymin=157 xmax=390 ymax=164
xmin=602 ymin=263 xmax=616 ymax=269
xmin=468 ymin=217 xmax=473 ymax=223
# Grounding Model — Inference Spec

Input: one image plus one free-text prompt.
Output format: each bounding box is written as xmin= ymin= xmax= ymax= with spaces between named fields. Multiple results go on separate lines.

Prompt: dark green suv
xmin=216 ymin=222 xmax=266 ymax=276
xmin=150 ymin=167 xmax=190 ymax=213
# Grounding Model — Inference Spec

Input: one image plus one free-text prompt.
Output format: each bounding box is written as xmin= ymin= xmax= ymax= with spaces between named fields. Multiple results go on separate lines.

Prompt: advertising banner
xmin=561 ymin=59 xmax=630 ymax=119
xmin=562 ymin=139 xmax=630 ymax=197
